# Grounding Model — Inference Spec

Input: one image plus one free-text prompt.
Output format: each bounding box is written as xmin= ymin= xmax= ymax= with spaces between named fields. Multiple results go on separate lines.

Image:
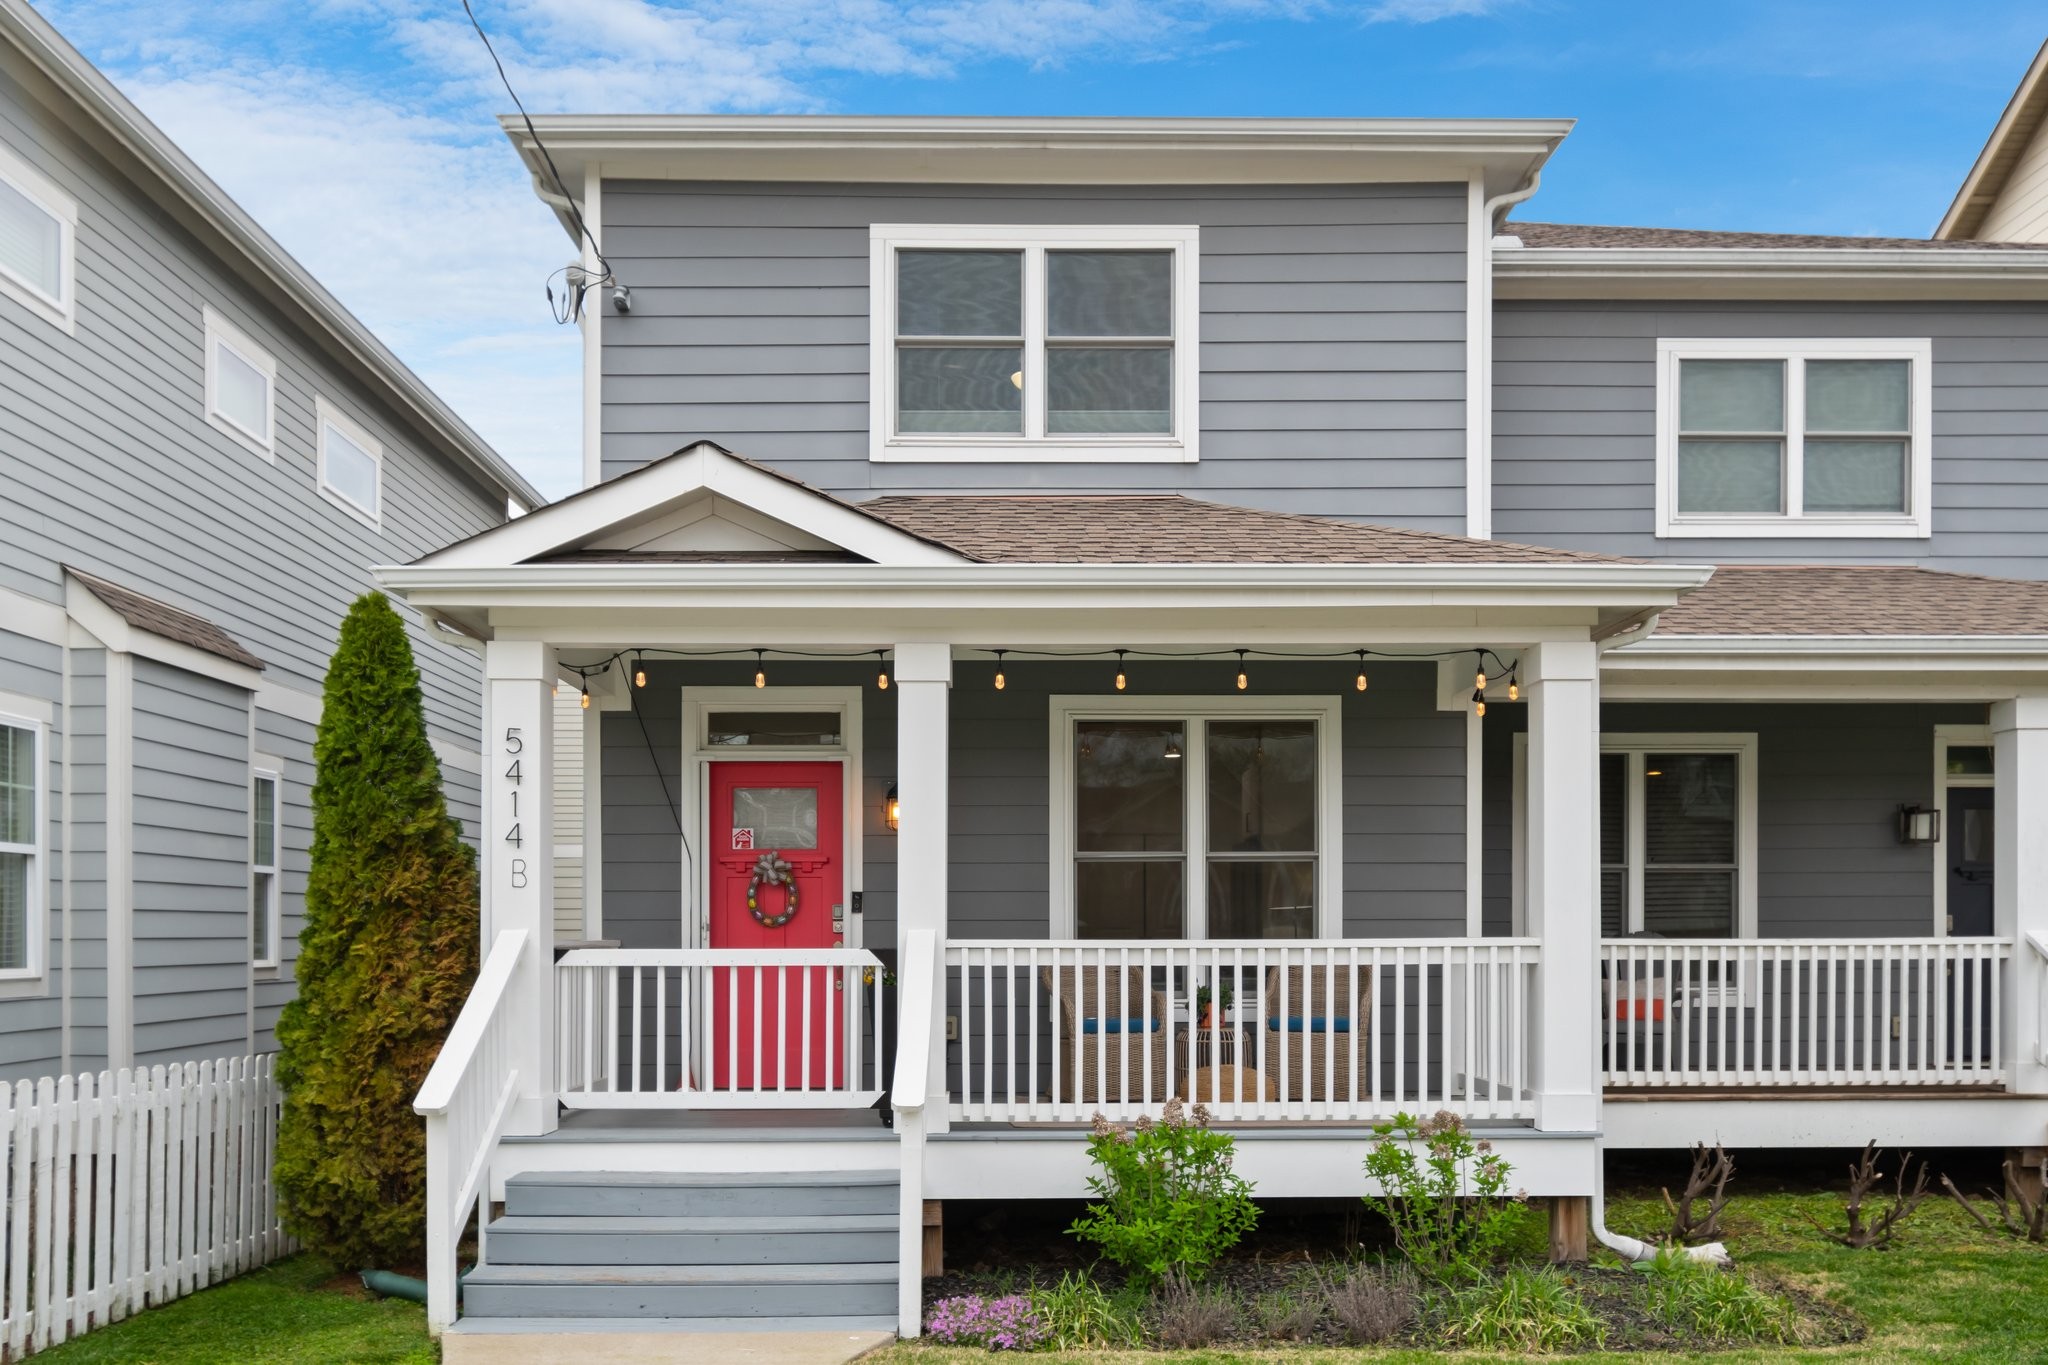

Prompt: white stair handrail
xmin=414 ymin=928 xmax=529 ymax=1335
xmin=891 ymin=930 xmax=938 ymax=1339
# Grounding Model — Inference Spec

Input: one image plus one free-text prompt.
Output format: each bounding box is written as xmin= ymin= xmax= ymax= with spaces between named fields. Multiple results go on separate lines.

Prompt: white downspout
xmin=1590 ymin=1137 xmax=1729 ymax=1264
xmin=1468 ymin=170 xmax=1543 ymax=542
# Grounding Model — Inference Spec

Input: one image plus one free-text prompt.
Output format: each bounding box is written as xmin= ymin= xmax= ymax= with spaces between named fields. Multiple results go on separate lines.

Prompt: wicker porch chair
xmin=1261 ymin=962 xmax=1373 ymax=1103
xmin=1041 ymin=964 xmax=1172 ymax=1107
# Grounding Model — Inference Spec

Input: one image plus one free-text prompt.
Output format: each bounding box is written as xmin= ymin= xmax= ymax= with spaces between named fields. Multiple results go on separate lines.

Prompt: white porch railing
xmin=414 ymin=928 xmax=528 ymax=1335
xmin=1601 ymin=937 xmax=2012 ymax=1088
xmin=944 ymin=939 xmax=1541 ymax=1124
xmin=555 ymin=948 xmax=888 ymax=1109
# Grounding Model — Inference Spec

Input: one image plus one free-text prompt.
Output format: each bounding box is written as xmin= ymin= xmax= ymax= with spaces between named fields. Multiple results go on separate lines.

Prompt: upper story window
xmin=0 ymin=715 xmax=43 ymax=978
xmin=0 ymin=142 xmax=77 ymax=333
xmin=869 ymin=225 xmax=1199 ymax=464
xmin=204 ymin=306 xmax=277 ymax=458
xmin=1655 ymin=338 xmax=1932 ymax=538
xmin=316 ymin=396 xmax=383 ymax=527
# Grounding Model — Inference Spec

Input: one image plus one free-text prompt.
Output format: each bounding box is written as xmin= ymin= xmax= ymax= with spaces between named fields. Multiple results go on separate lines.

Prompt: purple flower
xmin=923 ymin=1293 xmax=1047 ymax=1350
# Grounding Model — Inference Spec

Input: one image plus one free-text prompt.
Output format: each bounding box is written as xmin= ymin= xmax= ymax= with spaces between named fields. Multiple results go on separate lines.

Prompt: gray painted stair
xmin=462 ymin=1171 xmax=898 ymax=1328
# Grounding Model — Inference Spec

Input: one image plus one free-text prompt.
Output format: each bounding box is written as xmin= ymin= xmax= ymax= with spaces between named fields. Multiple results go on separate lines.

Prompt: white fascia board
xmin=0 ymin=0 xmax=540 ymax=509
xmin=1495 ymin=248 xmax=2048 ymax=301
xmin=416 ymin=442 xmax=964 ymax=569
xmin=501 ymin=115 xmax=1568 ymax=227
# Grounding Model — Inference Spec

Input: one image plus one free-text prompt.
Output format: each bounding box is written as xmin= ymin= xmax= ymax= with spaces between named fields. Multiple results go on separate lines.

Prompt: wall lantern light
xmin=885 ymin=783 xmax=900 ymax=833
xmin=1897 ymin=804 xmax=1941 ymax=845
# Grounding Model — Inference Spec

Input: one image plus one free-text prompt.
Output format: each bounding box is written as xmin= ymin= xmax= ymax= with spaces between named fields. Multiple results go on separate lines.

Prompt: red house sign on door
xmin=707 ymin=761 xmax=844 ymax=1089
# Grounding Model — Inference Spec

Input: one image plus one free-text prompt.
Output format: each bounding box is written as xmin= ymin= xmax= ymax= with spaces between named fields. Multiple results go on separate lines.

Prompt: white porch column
xmin=1523 ymin=640 xmax=1601 ymax=1132
xmin=894 ymin=642 xmax=952 ymax=1125
xmin=1993 ymin=695 xmax=2048 ymax=1095
xmin=485 ymin=640 xmax=558 ymax=1136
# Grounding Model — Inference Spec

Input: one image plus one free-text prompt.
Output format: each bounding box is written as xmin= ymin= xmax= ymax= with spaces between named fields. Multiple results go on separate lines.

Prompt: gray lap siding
xmin=1492 ymin=299 xmax=2048 ymax=576
xmin=596 ymin=659 xmax=1464 ymax=952
xmin=599 ymin=181 xmax=1471 ymax=531
xmin=1480 ymin=701 xmax=1989 ymax=938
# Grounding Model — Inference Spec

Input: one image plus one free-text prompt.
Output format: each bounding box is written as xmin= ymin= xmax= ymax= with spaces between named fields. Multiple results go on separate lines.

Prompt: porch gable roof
xmin=1651 ymin=565 xmax=2048 ymax=638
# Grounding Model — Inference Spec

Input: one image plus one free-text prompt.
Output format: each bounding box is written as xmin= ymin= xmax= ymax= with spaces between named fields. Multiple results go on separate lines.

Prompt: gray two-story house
xmin=0 ymin=0 xmax=538 ymax=1084
xmin=385 ymin=113 xmax=2048 ymax=1338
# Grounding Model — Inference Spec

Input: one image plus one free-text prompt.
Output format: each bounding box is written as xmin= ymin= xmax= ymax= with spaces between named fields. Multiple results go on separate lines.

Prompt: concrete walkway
xmin=442 ymin=1328 xmax=894 ymax=1365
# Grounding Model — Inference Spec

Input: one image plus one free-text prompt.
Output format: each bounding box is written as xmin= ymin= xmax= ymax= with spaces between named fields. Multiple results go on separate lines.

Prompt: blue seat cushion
xmin=1267 ymin=1016 xmax=1352 ymax=1033
xmin=1080 ymin=1017 xmax=1162 ymax=1034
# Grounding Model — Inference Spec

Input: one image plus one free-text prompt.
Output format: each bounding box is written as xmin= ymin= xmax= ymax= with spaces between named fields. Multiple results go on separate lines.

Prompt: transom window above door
xmin=1052 ymin=697 xmax=1340 ymax=941
xmin=1655 ymin=338 xmax=1932 ymax=538
xmin=869 ymin=225 xmax=1199 ymax=464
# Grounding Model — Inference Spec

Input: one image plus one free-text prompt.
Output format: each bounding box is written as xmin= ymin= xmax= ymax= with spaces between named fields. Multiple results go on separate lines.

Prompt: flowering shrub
xmin=1068 ymin=1097 xmax=1260 ymax=1284
xmin=923 ymin=1293 xmax=1048 ymax=1351
xmin=1362 ymin=1109 xmax=1524 ymax=1284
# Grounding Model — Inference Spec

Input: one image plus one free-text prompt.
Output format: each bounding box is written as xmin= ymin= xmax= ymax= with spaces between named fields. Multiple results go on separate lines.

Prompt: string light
xmin=1114 ymin=649 xmax=1128 ymax=692
xmin=993 ymin=650 xmax=1007 ymax=691
xmin=876 ymin=650 xmax=890 ymax=691
xmin=1475 ymin=666 xmax=1488 ymax=692
xmin=1508 ymin=673 xmax=1520 ymax=703
xmin=633 ymin=657 xmax=646 ymax=688
xmin=1471 ymin=688 xmax=1486 ymax=719
xmin=579 ymin=685 xmax=590 ymax=710
xmin=754 ymin=649 xmax=766 ymax=689
xmin=1354 ymin=650 xmax=1369 ymax=693
xmin=1235 ymin=649 xmax=1249 ymax=691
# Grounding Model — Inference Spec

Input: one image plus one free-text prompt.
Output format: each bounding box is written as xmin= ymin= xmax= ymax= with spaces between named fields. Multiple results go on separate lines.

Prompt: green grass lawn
xmin=882 ymin=1181 xmax=2048 ymax=1363
xmin=33 ymin=1255 xmax=435 ymax=1365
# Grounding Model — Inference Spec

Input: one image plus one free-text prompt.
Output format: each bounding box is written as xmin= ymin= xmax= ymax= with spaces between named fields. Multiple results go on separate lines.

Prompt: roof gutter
xmin=1495 ymin=246 xmax=2048 ymax=300
xmin=0 ymin=0 xmax=542 ymax=509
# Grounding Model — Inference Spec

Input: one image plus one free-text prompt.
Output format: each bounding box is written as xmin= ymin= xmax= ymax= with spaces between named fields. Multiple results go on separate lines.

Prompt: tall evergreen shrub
xmin=275 ymin=592 xmax=480 ymax=1269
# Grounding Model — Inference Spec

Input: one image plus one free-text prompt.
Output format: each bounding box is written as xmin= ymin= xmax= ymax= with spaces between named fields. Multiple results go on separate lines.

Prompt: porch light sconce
xmin=885 ymin=783 xmax=900 ymax=833
xmin=1897 ymin=804 xmax=1941 ymax=845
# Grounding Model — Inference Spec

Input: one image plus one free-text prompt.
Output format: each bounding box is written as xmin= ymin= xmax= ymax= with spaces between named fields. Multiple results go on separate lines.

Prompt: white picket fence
xmin=0 ymin=1055 xmax=292 ymax=1359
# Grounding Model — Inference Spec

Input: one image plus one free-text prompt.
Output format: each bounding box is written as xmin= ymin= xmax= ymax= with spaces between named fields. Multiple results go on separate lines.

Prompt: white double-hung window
xmin=870 ymin=225 xmax=1199 ymax=463
xmin=1655 ymin=338 xmax=1932 ymax=538
xmin=251 ymin=769 xmax=280 ymax=968
xmin=0 ymin=716 xmax=43 ymax=978
xmin=0 ymin=142 xmax=77 ymax=332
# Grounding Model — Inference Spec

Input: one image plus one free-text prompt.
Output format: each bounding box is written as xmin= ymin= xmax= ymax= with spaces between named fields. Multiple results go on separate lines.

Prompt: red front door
xmin=708 ymin=761 xmax=845 ymax=1090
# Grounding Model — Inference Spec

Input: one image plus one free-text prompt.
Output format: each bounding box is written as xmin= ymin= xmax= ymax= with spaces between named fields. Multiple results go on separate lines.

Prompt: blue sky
xmin=31 ymin=0 xmax=2046 ymax=498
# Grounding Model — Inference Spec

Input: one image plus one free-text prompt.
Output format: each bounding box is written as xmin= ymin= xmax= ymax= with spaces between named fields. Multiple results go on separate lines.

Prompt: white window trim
xmin=1932 ymin=722 xmax=1993 ymax=935
xmin=315 ymin=395 xmax=384 ymax=528
xmin=0 ymin=708 xmax=47 ymax=982
xmin=1654 ymin=337 xmax=1933 ymax=539
xmin=1511 ymin=731 xmax=1758 ymax=939
xmin=1048 ymin=694 xmax=1342 ymax=940
xmin=203 ymin=305 xmax=277 ymax=459
xmin=677 ymin=686 xmax=864 ymax=952
xmin=868 ymin=223 xmax=1200 ymax=465
xmin=0 ymin=141 xmax=77 ymax=334
xmin=251 ymin=764 xmax=282 ymax=971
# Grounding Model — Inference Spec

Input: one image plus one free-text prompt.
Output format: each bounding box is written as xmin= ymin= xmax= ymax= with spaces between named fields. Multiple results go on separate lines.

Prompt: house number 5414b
xmin=503 ymin=726 xmax=528 ymax=888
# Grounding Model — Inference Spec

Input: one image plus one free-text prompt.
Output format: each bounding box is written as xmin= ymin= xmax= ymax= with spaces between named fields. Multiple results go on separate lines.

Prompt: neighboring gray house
xmin=0 ymin=0 xmax=539 ymax=1083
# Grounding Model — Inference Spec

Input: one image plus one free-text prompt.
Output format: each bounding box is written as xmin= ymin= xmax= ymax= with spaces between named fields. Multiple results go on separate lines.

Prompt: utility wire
xmin=463 ymin=0 xmax=614 ymax=323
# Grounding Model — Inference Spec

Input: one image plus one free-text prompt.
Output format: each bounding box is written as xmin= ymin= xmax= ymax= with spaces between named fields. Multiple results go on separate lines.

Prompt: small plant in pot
xmin=1195 ymin=980 xmax=1234 ymax=1029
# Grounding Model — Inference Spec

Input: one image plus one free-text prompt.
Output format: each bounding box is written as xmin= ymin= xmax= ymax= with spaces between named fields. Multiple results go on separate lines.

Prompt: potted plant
xmin=1195 ymin=980 xmax=1234 ymax=1030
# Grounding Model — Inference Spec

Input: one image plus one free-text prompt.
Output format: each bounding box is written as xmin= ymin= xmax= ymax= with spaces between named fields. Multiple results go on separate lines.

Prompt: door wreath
xmin=746 ymin=852 xmax=800 ymax=928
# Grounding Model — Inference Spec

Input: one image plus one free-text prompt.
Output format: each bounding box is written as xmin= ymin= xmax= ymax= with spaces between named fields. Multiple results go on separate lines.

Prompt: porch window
xmin=1655 ymin=338 xmax=1931 ymax=538
xmin=0 ymin=718 xmax=40 ymax=976
xmin=1059 ymin=699 xmax=1338 ymax=940
xmin=1601 ymin=739 xmax=1756 ymax=938
xmin=870 ymin=225 xmax=1199 ymax=463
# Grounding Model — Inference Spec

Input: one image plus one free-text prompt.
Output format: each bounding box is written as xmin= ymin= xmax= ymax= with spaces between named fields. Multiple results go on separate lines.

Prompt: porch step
xmin=485 ymin=1213 xmax=897 ymax=1265
xmin=467 ymin=1170 xmax=900 ymax=1324
xmin=460 ymin=1261 xmax=897 ymax=1320
xmin=502 ymin=1169 xmax=897 ymax=1218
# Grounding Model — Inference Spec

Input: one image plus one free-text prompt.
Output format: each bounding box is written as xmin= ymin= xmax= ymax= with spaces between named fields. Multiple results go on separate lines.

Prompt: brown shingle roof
xmin=1507 ymin=222 xmax=2048 ymax=251
xmin=1654 ymin=565 xmax=2048 ymax=638
xmin=858 ymin=495 xmax=1635 ymax=565
xmin=65 ymin=568 xmax=265 ymax=669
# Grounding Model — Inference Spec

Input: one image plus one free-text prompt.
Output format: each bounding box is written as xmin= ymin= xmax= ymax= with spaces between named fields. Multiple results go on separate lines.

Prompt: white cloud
xmin=38 ymin=0 xmax=1327 ymax=498
xmin=1365 ymin=0 xmax=1511 ymax=22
